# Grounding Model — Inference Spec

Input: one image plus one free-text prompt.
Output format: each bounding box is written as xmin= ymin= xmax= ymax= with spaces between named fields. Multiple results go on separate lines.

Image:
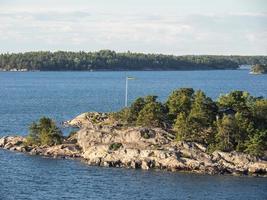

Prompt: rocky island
xmin=250 ymin=64 xmax=267 ymax=74
xmin=1 ymin=89 xmax=266 ymax=176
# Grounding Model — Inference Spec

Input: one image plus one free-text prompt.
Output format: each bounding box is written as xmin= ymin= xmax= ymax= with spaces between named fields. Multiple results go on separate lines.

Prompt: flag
xmin=127 ymin=76 xmax=136 ymax=80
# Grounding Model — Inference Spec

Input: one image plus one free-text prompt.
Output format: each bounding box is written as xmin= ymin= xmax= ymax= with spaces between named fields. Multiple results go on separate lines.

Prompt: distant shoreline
xmin=0 ymin=50 xmax=249 ymax=71
xmin=0 ymin=68 xmax=240 ymax=72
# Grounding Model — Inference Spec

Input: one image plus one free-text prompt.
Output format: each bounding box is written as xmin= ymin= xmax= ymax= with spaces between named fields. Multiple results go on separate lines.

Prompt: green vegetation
xmin=25 ymin=117 xmax=63 ymax=146
xmin=109 ymin=143 xmax=123 ymax=151
xmin=0 ymin=50 xmax=244 ymax=71
xmin=112 ymin=88 xmax=267 ymax=157
xmin=251 ymin=64 xmax=267 ymax=74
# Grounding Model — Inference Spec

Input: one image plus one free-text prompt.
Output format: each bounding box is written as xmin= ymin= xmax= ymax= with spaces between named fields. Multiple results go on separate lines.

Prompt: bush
xmin=109 ymin=143 xmax=122 ymax=151
xmin=25 ymin=117 xmax=63 ymax=146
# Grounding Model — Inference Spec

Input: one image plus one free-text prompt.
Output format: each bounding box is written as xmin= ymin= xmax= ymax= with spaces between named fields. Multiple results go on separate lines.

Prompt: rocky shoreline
xmin=1 ymin=112 xmax=267 ymax=176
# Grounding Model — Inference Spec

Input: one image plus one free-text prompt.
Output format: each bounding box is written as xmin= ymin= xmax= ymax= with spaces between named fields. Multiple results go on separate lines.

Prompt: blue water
xmin=0 ymin=70 xmax=267 ymax=200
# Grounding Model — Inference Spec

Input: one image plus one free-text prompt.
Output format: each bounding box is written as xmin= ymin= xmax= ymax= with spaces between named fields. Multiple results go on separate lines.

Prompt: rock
xmin=0 ymin=136 xmax=7 ymax=147
xmin=0 ymin=136 xmax=25 ymax=150
xmin=64 ymin=112 xmax=110 ymax=128
xmin=248 ymin=162 xmax=267 ymax=174
xmin=29 ymin=147 xmax=42 ymax=155
xmin=141 ymin=160 xmax=150 ymax=170
xmin=131 ymin=160 xmax=141 ymax=169
xmin=44 ymin=144 xmax=82 ymax=158
xmin=1 ymin=112 xmax=267 ymax=176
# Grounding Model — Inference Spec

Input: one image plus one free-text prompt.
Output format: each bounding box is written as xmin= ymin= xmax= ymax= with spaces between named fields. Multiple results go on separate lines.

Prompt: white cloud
xmin=230 ymin=12 xmax=267 ymax=17
xmin=0 ymin=1 xmax=266 ymax=55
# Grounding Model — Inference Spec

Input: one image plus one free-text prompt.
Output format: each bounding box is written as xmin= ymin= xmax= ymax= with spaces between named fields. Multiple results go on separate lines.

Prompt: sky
xmin=0 ymin=0 xmax=267 ymax=55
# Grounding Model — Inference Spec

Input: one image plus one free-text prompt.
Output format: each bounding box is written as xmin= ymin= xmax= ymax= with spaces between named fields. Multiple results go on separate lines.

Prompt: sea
xmin=0 ymin=70 xmax=266 ymax=200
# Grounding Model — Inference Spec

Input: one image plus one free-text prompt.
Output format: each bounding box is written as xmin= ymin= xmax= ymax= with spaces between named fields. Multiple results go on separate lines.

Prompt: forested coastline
xmin=112 ymin=89 xmax=267 ymax=157
xmin=2 ymin=50 xmax=265 ymax=71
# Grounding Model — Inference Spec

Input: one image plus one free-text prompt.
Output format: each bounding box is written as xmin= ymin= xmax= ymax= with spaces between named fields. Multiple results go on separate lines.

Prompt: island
xmin=1 ymin=88 xmax=266 ymax=176
xmin=0 ymin=50 xmax=266 ymax=71
xmin=250 ymin=64 xmax=267 ymax=74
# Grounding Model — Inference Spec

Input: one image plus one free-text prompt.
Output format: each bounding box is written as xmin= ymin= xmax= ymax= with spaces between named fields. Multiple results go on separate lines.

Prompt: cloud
xmin=230 ymin=11 xmax=267 ymax=17
xmin=0 ymin=3 xmax=266 ymax=55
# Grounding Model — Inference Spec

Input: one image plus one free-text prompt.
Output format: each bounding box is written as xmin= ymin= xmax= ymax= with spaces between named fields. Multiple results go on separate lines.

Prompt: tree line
xmin=112 ymin=88 xmax=267 ymax=157
xmin=1 ymin=50 xmax=260 ymax=71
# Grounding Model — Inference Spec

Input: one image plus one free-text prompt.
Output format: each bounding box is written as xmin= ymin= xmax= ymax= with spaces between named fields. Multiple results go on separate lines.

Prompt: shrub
xmin=25 ymin=117 xmax=63 ymax=146
xmin=109 ymin=143 xmax=122 ymax=151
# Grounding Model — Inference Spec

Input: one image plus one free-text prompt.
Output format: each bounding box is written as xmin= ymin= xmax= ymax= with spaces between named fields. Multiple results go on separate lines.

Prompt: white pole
xmin=125 ymin=77 xmax=128 ymax=107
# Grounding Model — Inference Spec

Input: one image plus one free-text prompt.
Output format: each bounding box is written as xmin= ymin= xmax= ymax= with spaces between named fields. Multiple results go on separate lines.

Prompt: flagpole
xmin=125 ymin=77 xmax=128 ymax=107
xmin=125 ymin=76 xmax=135 ymax=107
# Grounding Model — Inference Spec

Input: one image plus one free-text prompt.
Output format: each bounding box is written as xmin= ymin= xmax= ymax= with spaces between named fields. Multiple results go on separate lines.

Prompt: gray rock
xmin=1 ymin=112 xmax=267 ymax=176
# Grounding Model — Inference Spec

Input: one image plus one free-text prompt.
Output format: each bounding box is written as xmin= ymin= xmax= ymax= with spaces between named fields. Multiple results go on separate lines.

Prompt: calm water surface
xmin=0 ymin=70 xmax=267 ymax=200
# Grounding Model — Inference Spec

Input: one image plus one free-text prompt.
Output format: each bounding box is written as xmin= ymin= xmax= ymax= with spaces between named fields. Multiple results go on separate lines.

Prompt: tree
xmin=110 ymin=88 xmax=267 ymax=157
xmin=173 ymin=112 xmax=192 ymax=141
xmin=234 ymin=112 xmax=255 ymax=151
xmin=144 ymin=95 xmax=158 ymax=104
xmin=26 ymin=122 xmax=41 ymax=145
xmin=188 ymin=90 xmax=218 ymax=140
xmin=25 ymin=117 xmax=63 ymax=146
xmin=217 ymin=91 xmax=254 ymax=118
xmin=252 ymin=99 xmax=267 ymax=130
xmin=215 ymin=115 xmax=238 ymax=152
xmin=128 ymin=97 xmax=146 ymax=123
xmin=190 ymin=90 xmax=218 ymax=126
xmin=245 ymin=130 xmax=267 ymax=157
xmin=0 ymin=50 xmax=242 ymax=71
xmin=137 ymin=102 xmax=166 ymax=127
xmin=166 ymin=88 xmax=194 ymax=120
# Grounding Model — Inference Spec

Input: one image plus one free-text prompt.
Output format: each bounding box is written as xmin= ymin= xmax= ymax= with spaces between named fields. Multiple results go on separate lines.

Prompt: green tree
xmin=187 ymin=90 xmax=218 ymax=141
xmin=26 ymin=122 xmax=41 ymax=145
xmin=109 ymin=88 xmax=267 ymax=157
xmin=166 ymin=88 xmax=194 ymax=120
xmin=245 ymin=130 xmax=267 ymax=157
xmin=252 ymin=99 xmax=267 ymax=130
xmin=128 ymin=97 xmax=146 ymax=123
xmin=144 ymin=95 xmax=158 ymax=104
xmin=0 ymin=51 xmax=243 ymax=71
xmin=215 ymin=115 xmax=238 ymax=152
xmin=234 ymin=112 xmax=255 ymax=151
xmin=217 ymin=91 xmax=254 ymax=117
xmin=137 ymin=101 xmax=166 ymax=127
xmin=173 ymin=112 xmax=192 ymax=141
xmin=25 ymin=117 xmax=63 ymax=146
xmin=189 ymin=90 xmax=217 ymax=127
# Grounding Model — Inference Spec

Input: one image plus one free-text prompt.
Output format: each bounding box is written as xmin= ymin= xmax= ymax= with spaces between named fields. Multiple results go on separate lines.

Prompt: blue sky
xmin=0 ymin=0 xmax=266 ymax=55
